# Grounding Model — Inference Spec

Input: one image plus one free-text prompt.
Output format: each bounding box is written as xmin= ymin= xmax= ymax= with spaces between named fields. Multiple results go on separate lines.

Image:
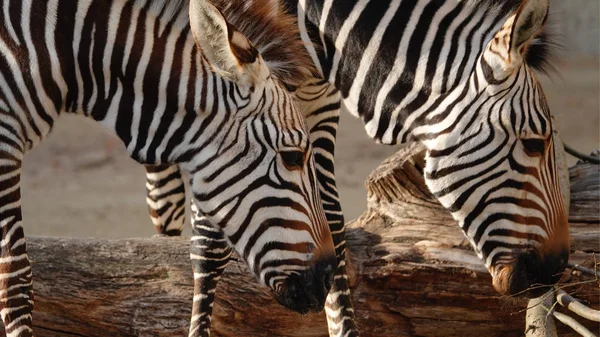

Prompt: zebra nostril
xmin=324 ymin=272 xmax=333 ymax=290
xmin=274 ymin=282 xmax=286 ymax=296
xmin=315 ymin=256 xmax=336 ymax=294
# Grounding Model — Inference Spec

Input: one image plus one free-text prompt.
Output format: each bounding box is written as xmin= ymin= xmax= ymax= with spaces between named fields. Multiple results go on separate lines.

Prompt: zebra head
xmin=185 ymin=0 xmax=336 ymax=313
xmin=423 ymin=0 xmax=568 ymax=297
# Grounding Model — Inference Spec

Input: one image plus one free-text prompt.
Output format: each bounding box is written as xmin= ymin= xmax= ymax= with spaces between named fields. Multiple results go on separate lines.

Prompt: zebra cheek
xmin=540 ymin=214 xmax=570 ymax=259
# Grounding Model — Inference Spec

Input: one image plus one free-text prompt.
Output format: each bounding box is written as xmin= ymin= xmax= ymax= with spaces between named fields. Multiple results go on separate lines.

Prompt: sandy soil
xmin=20 ymin=56 xmax=599 ymax=238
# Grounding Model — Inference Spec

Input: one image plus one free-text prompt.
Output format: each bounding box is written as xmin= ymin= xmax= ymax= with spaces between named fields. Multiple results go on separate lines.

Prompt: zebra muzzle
xmin=273 ymin=255 xmax=336 ymax=314
xmin=491 ymin=249 xmax=568 ymax=298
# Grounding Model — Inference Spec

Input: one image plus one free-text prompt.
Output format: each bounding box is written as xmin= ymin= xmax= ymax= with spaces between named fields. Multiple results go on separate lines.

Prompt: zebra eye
xmin=280 ymin=150 xmax=304 ymax=169
xmin=522 ymin=138 xmax=546 ymax=156
xmin=283 ymin=82 xmax=298 ymax=92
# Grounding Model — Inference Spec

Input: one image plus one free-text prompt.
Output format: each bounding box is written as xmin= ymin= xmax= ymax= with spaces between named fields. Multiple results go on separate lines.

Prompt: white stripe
xmin=140 ymin=27 xmax=180 ymax=158
xmin=4 ymin=326 xmax=34 ymax=337
xmin=0 ymin=98 xmax=8 ymax=111
xmin=98 ymin=80 xmax=123 ymax=131
xmin=193 ymin=293 xmax=210 ymax=301
xmin=0 ymin=64 xmax=38 ymax=146
xmin=189 ymin=253 xmax=230 ymax=262
xmin=127 ymin=11 xmax=156 ymax=156
xmin=156 ymin=39 xmax=193 ymax=155
xmin=0 ymin=281 xmax=33 ymax=297
xmin=369 ymin=0 xmax=428 ymax=138
xmin=297 ymin=0 xmax=323 ymax=75
xmin=484 ymin=247 xmax=513 ymax=267
xmin=193 ymin=272 xmax=218 ymax=279
xmin=0 ymin=180 xmax=19 ymax=200
xmin=0 ymin=7 xmax=52 ymax=139
xmin=190 ymin=236 xmax=226 ymax=243
xmin=328 ymin=0 xmax=370 ymax=84
xmin=170 ymin=59 xmax=208 ymax=159
xmin=0 ymin=253 xmax=28 ymax=265
xmin=146 ymin=174 xmax=183 ymax=196
xmin=86 ymin=23 xmax=98 ymax=112
xmin=345 ymin=0 xmax=401 ymax=128
xmin=318 ymin=0 xmax=334 ymax=59
xmin=44 ymin=0 xmax=67 ymax=106
xmin=73 ymin=0 xmax=94 ymax=112
xmin=0 ymin=263 xmax=29 ymax=280
xmin=103 ymin=0 xmax=126 ymax=99
xmin=2 ymin=0 xmax=20 ymax=45
xmin=382 ymin=2 xmax=460 ymax=144
xmin=122 ymin=1 xmax=145 ymax=74
xmin=431 ymin=4 xmax=473 ymax=93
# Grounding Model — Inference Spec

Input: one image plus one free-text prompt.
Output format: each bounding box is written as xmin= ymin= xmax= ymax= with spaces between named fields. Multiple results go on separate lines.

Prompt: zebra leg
xmin=188 ymin=202 xmax=231 ymax=337
xmin=296 ymin=81 xmax=358 ymax=336
xmin=145 ymin=164 xmax=186 ymax=236
xmin=0 ymin=161 xmax=34 ymax=337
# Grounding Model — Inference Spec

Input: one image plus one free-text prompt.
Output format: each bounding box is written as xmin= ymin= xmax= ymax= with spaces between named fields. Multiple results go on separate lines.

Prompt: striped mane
xmin=210 ymin=0 xmax=315 ymax=86
xmin=525 ymin=22 xmax=559 ymax=75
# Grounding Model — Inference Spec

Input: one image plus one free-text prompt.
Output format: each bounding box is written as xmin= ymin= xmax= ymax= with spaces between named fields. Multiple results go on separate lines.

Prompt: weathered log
xmin=3 ymin=144 xmax=598 ymax=337
xmin=344 ymin=143 xmax=599 ymax=337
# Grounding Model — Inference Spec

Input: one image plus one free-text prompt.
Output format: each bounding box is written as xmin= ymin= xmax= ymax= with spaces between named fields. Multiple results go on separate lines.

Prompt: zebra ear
xmin=189 ymin=0 xmax=268 ymax=87
xmin=509 ymin=0 xmax=549 ymax=59
xmin=486 ymin=0 xmax=549 ymax=73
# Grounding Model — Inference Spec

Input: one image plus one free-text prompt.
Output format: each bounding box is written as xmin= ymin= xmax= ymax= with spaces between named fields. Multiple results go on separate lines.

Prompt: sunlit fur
xmin=0 ymin=0 xmax=333 ymax=335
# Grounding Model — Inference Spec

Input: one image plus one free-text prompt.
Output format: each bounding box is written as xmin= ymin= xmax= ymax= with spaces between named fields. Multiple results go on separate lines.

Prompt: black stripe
xmin=336 ymin=0 xmax=391 ymax=97
xmin=358 ymin=0 xmax=417 ymax=125
xmin=56 ymin=0 xmax=79 ymax=112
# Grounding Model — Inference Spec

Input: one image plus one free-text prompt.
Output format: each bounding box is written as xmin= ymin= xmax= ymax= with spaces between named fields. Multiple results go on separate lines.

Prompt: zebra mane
xmin=525 ymin=20 xmax=561 ymax=76
xmin=210 ymin=0 xmax=316 ymax=86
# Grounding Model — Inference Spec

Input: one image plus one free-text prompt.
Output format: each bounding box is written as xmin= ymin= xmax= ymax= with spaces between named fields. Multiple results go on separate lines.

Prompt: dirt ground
xmin=20 ymin=56 xmax=599 ymax=239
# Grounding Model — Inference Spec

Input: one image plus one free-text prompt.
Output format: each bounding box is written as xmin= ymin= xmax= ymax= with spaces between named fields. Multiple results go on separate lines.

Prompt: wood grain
xmin=3 ymin=144 xmax=597 ymax=337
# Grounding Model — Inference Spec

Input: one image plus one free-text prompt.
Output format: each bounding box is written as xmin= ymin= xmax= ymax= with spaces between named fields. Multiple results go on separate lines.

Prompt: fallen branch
xmin=564 ymin=145 xmax=600 ymax=165
xmin=526 ymin=291 xmax=558 ymax=337
xmin=551 ymin=310 xmax=597 ymax=337
xmin=556 ymin=289 xmax=600 ymax=323
xmin=568 ymin=262 xmax=600 ymax=279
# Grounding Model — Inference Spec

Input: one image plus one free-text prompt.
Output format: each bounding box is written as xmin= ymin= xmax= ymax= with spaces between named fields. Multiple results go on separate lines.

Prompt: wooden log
xmin=344 ymin=143 xmax=599 ymax=337
xmin=525 ymin=292 xmax=558 ymax=337
xmin=3 ymin=144 xmax=598 ymax=337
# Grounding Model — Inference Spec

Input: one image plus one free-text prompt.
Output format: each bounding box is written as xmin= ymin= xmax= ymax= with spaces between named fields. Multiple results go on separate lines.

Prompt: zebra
xmin=0 ymin=0 xmax=339 ymax=336
xmin=145 ymin=0 xmax=571 ymax=335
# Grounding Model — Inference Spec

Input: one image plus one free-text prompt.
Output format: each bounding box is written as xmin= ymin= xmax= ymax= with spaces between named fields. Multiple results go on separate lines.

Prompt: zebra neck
xmin=293 ymin=0 xmax=520 ymax=145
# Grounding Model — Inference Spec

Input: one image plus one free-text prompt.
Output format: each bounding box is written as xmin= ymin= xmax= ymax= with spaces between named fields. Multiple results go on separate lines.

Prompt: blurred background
xmin=22 ymin=1 xmax=599 ymax=238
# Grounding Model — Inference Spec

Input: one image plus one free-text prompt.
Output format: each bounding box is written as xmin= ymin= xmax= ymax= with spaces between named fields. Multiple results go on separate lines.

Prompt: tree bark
xmin=4 ymin=144 xmax=598 ymax=337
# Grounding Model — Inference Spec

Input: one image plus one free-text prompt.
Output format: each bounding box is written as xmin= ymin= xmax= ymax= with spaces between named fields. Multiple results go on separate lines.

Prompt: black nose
xmin=273 ymin=256 xmax=336 ymax=314
xmin=315 ymin=256 xmax=336 ymax=293
xmin=546 ymin=250 xmax=569 ymax=284
xmin=508 ymin=250 xmax=569 ymax=298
